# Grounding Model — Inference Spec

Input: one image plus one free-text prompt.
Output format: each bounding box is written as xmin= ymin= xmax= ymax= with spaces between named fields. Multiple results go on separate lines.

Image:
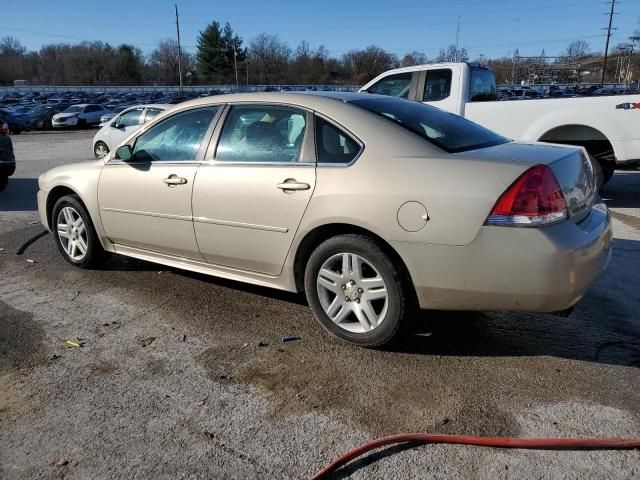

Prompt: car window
xmin=348 ymin=96 xmax=508 ymax=153
xmin=423 ymin=69 xmax=452 ymax=102
xmin=315 ymin=116 xmax=361 ymax=164
xmin=117 ymin=109 xmax=143 ymax=127
xmin=367 ymin=73 xmax=412 ymax=99
xmin=132 ymin=106 xmax=219 ymax=162
xmin=216 ymin=105 xmax=307 ymax=163
xmin=144 ymin=108 xmax=163 ymax=123
xmin=84 ymin=105 xmax=99 ymax=113
xmin=469 ymin=67 xmax=497 ymax=102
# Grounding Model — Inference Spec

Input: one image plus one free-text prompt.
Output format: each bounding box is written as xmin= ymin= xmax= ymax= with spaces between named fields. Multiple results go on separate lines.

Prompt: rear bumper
xmin=393 ymin=203 xmax=612 ymax=312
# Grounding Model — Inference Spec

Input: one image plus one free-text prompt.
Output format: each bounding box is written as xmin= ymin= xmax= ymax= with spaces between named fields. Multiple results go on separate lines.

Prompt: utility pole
xmin=175 ymin=3 xmax=184 ymax=93
xmin=455 ymin=15 xmax=461 ymax=62
xmin=512 ymin=49 xmax=519 ymax=85
xmin=600 ymin=0 xmax=616 ymax=86
xmin=233 ymin=42 xmax=239 ymax=93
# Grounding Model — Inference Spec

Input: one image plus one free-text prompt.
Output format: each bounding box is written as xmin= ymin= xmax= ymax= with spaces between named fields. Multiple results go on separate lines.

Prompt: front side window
xmin=117 ymin=109 xmax=143 ymax=127
xmin=132 ymin=106 xmax=218 ymax=162
xmin=144 ymin=108 xmax=163 ymax=122
xmin=216 ymin=105 xmax=307 ymax=163
xmin=469 ymin=67 xmax=497 ymax=102
xmin=84 ymin=105 xmax=100 ymax=113
xmin=424 ymin=69 xmax=452 ymax=101
xmin=315 ymin=116 xmax=361 ymax=164
xmin=349 ymin=96 xmax=508 ymax=153
xmin=367 ymin=73 xmax=412 ymax=99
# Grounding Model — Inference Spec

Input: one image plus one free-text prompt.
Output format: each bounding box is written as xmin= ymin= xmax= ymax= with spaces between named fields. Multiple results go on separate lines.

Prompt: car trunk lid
xmin=455 ymin=141 xmax=597 ymax=224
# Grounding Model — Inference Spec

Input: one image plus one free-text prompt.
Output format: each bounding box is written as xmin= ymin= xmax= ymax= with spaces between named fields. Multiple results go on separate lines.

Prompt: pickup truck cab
xmin=360 ymin=63 xmax=640 ymax=186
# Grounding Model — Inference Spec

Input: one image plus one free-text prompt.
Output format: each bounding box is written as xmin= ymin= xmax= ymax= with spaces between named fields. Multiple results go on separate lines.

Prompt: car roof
xmin=171 ymin=91 xmax=397 ymax=112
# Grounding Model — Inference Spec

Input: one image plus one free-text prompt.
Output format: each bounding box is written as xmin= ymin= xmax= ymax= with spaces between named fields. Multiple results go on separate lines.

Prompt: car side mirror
xmin=112 ymin=122 xmax=124 ymax=129
xmin=115 ymin=145 xmax=133 ymax=162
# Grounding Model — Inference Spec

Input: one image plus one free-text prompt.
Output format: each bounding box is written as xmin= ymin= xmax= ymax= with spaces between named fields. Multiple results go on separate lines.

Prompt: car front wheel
xmin=304 ymin=234 xmax=410 ymax=347
xmin=52 ymin=195 xmax=108 ymax=268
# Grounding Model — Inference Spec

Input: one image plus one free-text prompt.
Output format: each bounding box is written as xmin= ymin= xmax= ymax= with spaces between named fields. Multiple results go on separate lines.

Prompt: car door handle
xmin=163 ymin=175 xmax=188 ymax=186
xmin=277 ymin=179 xmax=310 ymax=191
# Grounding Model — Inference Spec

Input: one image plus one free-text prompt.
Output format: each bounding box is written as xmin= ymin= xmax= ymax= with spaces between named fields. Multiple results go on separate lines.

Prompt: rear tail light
xmin=486 ymin=164 xmax=567 ymax=227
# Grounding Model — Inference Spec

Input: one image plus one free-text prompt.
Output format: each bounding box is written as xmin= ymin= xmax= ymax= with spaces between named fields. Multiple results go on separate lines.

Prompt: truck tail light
xmin=486 ymin=164 xmax=567 ymax=227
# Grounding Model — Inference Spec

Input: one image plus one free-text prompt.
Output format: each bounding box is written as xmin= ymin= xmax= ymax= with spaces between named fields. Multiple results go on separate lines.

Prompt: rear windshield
xmin=348 ymin=96 xmax=508 ymax=153
xmin=469 ymin=67 xmax=497 ymax=102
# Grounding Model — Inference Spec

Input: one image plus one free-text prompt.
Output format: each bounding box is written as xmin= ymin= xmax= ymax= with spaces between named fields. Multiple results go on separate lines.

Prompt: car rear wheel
xmin=94 ymin=141 xmax=109 ymax=159
xmin=52 ymin=195 xmax=109 ymax=268
xmin=304 ymin=234 xmax=410 ymax=347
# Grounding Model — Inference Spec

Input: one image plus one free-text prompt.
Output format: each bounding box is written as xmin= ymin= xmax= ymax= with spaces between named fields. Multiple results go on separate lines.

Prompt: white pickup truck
xmin=360 ymin=62 xmax=640 ymax=187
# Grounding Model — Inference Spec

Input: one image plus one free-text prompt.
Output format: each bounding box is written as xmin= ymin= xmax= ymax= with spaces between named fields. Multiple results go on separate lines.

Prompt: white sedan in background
xmin=92 ymin=104 xmax=168 ymax=158
xmin=52 ymin=104 xmax=110 ymax=129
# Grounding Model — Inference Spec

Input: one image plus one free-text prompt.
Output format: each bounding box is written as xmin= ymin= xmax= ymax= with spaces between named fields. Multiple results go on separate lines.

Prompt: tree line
xmin=1 ymin=19 xmax=638 ymax=86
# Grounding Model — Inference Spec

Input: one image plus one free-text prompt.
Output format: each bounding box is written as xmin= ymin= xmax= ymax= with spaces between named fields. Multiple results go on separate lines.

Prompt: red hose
xmin=309 ymin=433 xmax=640 ymax=480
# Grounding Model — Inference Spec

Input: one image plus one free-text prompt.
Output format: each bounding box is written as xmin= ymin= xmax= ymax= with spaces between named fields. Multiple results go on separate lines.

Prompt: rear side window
xmin=132 ymin=106 xmax=218 ymax=162
xmin=216 ymin=105 xmax=307 ymax=163
xmin=366 ymin=73 xmax=412 ymax=99
xmin=315 ymin=116 xmax=361 ymax=164
xmin=423 ymin=69 xmax=452 ymax=101
xmin=117 ymin=109 xmax=143 ymax=127
xmin=144 ymin=108 xmax=163 ymax=122
xmin=348 ymin=97 xmax=508 ymax=153
xmin=469 ymin=67 xmax=497 ymax=102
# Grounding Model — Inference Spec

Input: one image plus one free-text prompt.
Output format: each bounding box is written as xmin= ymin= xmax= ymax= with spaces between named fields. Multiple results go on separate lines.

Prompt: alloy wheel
xmin=316 ymin=253 xmax=389 ymax=333
xmin=56 ymin=206 xmax=88 ymax=261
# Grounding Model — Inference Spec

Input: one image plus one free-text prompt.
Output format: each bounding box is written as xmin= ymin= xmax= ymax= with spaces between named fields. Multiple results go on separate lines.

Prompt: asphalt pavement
xmin=1 ymin=130 xmax=639 ymax=479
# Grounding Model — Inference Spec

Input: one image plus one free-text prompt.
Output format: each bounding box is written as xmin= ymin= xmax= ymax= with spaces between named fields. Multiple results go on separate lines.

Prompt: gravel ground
xmin=1 ymin=131 xmax=639 ymax=479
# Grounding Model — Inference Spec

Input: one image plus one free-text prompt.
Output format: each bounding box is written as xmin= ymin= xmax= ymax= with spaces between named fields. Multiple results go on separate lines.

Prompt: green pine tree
xmin=196 ymin=21 xmax=226 ymax=82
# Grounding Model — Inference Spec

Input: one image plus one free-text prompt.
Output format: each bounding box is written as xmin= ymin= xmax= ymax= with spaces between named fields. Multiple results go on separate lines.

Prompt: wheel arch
xmin=537 ymin=124 xmax=615 ymax=161
xmin=292 ymin=223 xmax=418 ymax=306
xmin=45 ymin=185 xmax=81 ymax=230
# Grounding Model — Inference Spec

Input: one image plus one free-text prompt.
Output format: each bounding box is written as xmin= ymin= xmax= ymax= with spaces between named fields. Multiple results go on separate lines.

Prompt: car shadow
xmin=0 ymin=178 xmax=38 ymax=211
xmin=99 ymin=237 xmax=640 ymax=369
xmin=602 ymin=170 xmax=640 ymax=208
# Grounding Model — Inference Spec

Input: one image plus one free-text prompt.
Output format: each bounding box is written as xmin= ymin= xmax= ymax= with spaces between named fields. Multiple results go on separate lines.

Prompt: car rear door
xmin=98 ymin=105 xmax=221 ymax=259
xmin=192 ymin=103 xmax=316 ymax=276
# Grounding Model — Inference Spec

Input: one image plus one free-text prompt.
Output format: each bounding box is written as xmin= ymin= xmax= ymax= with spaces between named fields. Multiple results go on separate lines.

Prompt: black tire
xmin=0 ymin=176 xmax=8 ymax=192
xmin=77 ymin=118 xmax=87 ymax=129
xmin=599 ymin=159 xmax=615 ymax=186
xmin=304 ymin=234 xmax=411 ymax=348
xmin=52 ymin=194 xmax=109 ymax=268
xmin=94 ymin=141 xmax=110 ymax=159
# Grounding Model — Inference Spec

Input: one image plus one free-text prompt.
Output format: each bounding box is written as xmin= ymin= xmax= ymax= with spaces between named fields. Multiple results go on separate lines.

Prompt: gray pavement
xmin=1 ymin=131 xmax=639 ymax=479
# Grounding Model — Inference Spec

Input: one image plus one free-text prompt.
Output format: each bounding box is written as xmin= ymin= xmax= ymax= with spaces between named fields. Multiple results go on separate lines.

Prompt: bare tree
xmin=148 ymin=39 xmax=194 ymax=85
xmin=401 ymin=51 xmax=428 ymax=67
xmin=561 ymin=40 xmax=591 ymax=63
xmin=342 ymin=45 xmax=399 ymax=83
xmin=435 ymin=45 xmax=469 ymax=63
xmin=248 ymin=34 xmax=291 ymax=84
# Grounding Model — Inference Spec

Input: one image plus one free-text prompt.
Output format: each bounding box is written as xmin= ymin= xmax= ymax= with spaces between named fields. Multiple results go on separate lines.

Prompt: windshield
xmin=348 ymin=96 xmax=508 ymax=153
xmin=469 ymin=67 xmax=497 ymax=102
xmin=62 ymin=106 xmax=82 ymax=114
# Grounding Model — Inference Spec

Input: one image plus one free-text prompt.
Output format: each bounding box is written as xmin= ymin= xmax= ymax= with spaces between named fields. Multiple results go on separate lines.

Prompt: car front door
xmin=98 ymin=106 xmax=220 ymax=259
xmin=192 ymin=104 xmax=315 ymax=275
